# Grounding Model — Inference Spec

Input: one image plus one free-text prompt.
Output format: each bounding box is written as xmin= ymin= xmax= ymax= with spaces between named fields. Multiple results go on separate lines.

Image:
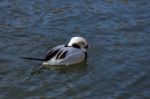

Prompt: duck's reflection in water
xmin=30 ymin=62 xmax=88 ymax=76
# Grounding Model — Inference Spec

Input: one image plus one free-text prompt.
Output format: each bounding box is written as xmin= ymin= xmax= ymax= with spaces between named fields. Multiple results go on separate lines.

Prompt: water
xmin=0 ymin=0 xmax=150 ymax=99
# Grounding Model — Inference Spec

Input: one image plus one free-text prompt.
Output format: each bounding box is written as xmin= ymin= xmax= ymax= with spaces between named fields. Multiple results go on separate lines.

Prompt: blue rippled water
xmin=0 ymin=0 xmax=150 ymax=99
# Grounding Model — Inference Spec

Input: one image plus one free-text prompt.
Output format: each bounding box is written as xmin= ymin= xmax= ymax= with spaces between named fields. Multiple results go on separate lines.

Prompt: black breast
xmin=84 ymin=52 xmax=87 ymax=61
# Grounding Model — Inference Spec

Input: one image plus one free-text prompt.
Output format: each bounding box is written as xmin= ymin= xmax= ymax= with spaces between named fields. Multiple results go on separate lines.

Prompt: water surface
xmin=0 ymin=0 xmax=150 ymax=99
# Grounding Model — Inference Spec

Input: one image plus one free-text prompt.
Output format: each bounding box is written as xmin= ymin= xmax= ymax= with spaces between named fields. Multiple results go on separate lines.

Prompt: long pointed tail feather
xmin=22 ymin=57 xmax=45 ymax=61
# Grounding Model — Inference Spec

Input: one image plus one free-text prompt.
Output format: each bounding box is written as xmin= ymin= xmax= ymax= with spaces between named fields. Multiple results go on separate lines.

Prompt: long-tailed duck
xmin=23 ymin=36 xmax=89 ymax=65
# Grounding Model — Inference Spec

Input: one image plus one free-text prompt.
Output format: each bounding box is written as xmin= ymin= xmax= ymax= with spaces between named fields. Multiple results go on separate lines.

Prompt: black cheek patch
xmin=84 ymin=45 xmax=88 ymax=48
xmin=72 ymin=44 xmax=81 ymax=49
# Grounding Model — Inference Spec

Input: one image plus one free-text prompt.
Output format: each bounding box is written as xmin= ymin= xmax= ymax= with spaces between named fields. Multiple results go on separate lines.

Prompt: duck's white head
xmin=67 ymin=37 xmax=89 ymax=51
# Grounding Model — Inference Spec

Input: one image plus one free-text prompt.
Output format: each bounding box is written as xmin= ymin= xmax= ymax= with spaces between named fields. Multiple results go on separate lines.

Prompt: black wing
xmin=44 ymin=45 xmax=67 ymax=61
xmin=56 ymin=50 xmax=67 ymax=60
xmin=44 ymin=48 xmax=60 ymax=61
